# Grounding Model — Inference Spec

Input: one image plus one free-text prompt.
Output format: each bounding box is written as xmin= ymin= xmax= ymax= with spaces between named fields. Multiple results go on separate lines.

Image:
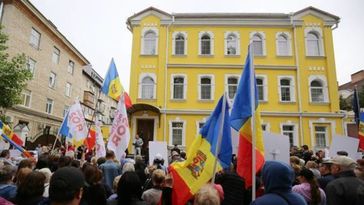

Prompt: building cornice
xmin=16 ymin=0 xmax=90 ymax=64
xmin=10 ymin=106 xmax=63 ymax=122
xmin=167 ymin=64 xmax=296 ymax=70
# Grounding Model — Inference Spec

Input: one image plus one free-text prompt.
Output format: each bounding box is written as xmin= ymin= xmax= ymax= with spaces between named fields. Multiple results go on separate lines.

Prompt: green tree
xmin=339 ymin=95 xmax=350 ymax=111
xmin=0 ymin=26 xmax=32 ymax=117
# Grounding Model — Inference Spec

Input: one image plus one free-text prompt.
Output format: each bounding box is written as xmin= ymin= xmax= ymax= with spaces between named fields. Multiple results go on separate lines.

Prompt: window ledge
xmin=279 ymin=101 xmax=296 ymax=104
xmin=309 ymin=102 xmax=330 ymax=105
xmin=306 ymin=55 xmax=326 ymax=59
xmin=259 ymin=100 xmax=268 ymax=103
xmin=172 ymin=54 xmax=187 ymax=57
xmin=170 ymin=99 xmax=186 ymax=102
xmin=199 ymin=54 xmax=214 ymax=57
xmin=276 ymin=55 xmax=293 ymax=58
xmin=137 ymin=98 xmax=157 ymax=101
xmin=225 ymin=54 xmax=240 ymax=57
xmin=140 ymin=54 xmax=158 ymax=57
xmin=29 ymin=43 xmax=40 ymax=50
xmin=254 ymin=55 xmax=266 ymax=58
xmin=198 ymin=99 xmax=214 ymax=103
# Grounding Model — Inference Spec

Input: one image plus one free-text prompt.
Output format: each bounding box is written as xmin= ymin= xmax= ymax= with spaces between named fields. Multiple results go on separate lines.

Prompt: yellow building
xmin=126 ymin=7 xmax=344 ymax=153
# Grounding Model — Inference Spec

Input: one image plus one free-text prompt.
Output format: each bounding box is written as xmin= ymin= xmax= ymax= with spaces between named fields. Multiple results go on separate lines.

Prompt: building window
xmin=63 ymin=105 xmax=70 ymax=117
xmin=261 ymin=124 xmax=267 ymax=131
xmin=225 ymin=32 xmax=239 ymax=55
xmin=196 ymin=121 xmax=206 ymax=135
xmin=256 ymin=75 xmax=268 ymax=101
xmin=310 ymin=80 xmax=324 ymax=102
xmin=68 ymin=60 xmax=74 ymax=74
xmin=46 ymin=98 xmax=53 ymax=114
xmin=276 ymin=32 xmax=291 ymax=56
xmin=199 ymin=32 xmax=214 ymax=55
xmin=199 ymin=75 xmax=214 ymax=100
xmin=171 ymin=75 xmax=186 ymax=100
xmin=279 ymin=77 xmax=295 ymax=102
xmin=282 ymin=125 xmax=295 ymax=147
xmin=21 ymin=89 xmax=31 ymax=107
xmin=143 ymin=30 xmax=157 ymax=55
xmin=170 ymin=121 xmax=185 ymax=146
xmin=29 ymin=28 xmax=41 ymax=49
xmin=173 ymin=32 xmax=186 ymax=55
xmin=49 ymin=72 xmax=56 ymax=88
xmin=65 ymin=82 xmax=72 ymax=97
xmin=52 ymin=47 xmax=60 ymax=64
xmin=252 ymin=34 xmax=263 ymax=56
xmin=226 ymin=76 xmax=238 ymax=99
xmin=141 ymin=76 xmax=155 ymax=99
xmin=305 ymin=28 xmax=324 ymax=56
xmin=315 ymin=126 xmax=327 ymax=148
xmin=27 ymin=58 xmax=36 ymax=75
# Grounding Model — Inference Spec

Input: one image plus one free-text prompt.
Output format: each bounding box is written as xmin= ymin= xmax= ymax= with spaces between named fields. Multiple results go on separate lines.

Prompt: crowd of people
xmin=0 ymin=144 xmax=363 ymax=205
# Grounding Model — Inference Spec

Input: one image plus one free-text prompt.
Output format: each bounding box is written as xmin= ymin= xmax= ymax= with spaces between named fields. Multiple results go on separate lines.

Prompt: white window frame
xmin=256 ymin=75 xmax=268 ymax=102
xmin=65 ymin=82 xmax=72 ymax=97
xmin=27 ymin=57 xmax=36 ymax=76
xmin=278 ymin=76 xmax=295 ymax=102
xmin=169 ymin=119 xmax=186 ymax=146
xmin=172 ymin=31 xmax=187 ymax=55
xmin=196 ymin=118 xmax=207 ymax=136
xmin=171 ymin=74 xmax=187 ymax=100
xmin=224 ymin=31 xmax=240 ymax=56
xmin=198 ymin=74 xmax=215 ymax=100
xmin=21 ymin=89 xmax=32 ymax=107
xmin=63 ymin=105 xmax=70 ymax=117
xmin=280 ymin=122 xmax=298 ymax=147
xmin=138 ymin=73 xmax=157 ymax=99
xmin=276 ymin=32 xmax=292 ymax=56
xmin=249 ymin=31 xmax=266 ymax=56
xmin=309 ymin=120 xmax=335 ymax=149
xmin=141 ymin=27 xmax=159 ymax=55
xmin=308 ymin=75 xmax=329 ymax=103
xmin=68 ymin=60 xmax=74 ymax=74
xmin=52 ymin=46 xmax=60 ymax=64
xmin=304 ymin=27 xmax=325 ymax=57
xmin=29 ymin=28 xmax=41 ymax=49
xmin=198 ymin=31 xmax=214 ymax=55
xmin=224 ymin=74 xmax=240 ymax=100
xmin=46 ymin=98 xmax=54 ymax=114
xmin=49 ymin=72 xmax=56 ymax=88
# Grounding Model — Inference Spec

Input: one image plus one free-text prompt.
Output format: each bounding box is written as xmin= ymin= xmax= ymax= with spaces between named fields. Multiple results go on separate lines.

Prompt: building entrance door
xmin=136 ymin=119 xmax=154 ymax=155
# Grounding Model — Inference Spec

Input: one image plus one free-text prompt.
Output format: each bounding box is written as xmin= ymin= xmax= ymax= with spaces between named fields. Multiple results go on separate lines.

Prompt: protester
xmin=354 ymin=159 xmax=364 ymax=180
xmin=215 ymin=170 xmax=246 ymax=205
xmin=317 ymin=159 xmax=335 ymax=189
xmin=122 ymin=162 xmax=135 ymax=175
xmin=99 ymin=150 xmax=122 ymax=190
xmin=81 ymin=163 xmax=107 ymax=205
xmin=326 ymin=156 xmax=364 ymax=205
xmin=305 ymin=161 xmax=321 ymax=178
xmin=0 ymin=150 xmax=15 ymax=167
xmin=38 ymin=168 xmax=52 ymax=197
xmin=49 ymin=166 xmax=85 ymax=205
xmin=133 ymin=134 xmax=144 ymax=156
xmin=250 ymin=161 xmax=307 ymax=205
xmin=15 ymin=171 xmax=47 ymax=205
xmin=194 ymin=184 xmax=221 ymax=205
xmin=0 ymin=165 xmax=16 ymax=201
xmin=293 ymin=168 xmax=326 ymax=205
xmin=134 ymin=156 xmax=147 ymax=186
xmin=142 ymin=169 xmax=165 ymax=205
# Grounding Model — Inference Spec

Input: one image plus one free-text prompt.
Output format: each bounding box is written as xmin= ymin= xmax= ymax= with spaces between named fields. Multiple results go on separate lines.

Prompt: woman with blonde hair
xmin=194 ymin=184 xmax=220 ymax=205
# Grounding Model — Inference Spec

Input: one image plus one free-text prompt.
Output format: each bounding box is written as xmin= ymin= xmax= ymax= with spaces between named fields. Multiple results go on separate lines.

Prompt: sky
xmin=30 ymin=0 xmax=364 ymax=92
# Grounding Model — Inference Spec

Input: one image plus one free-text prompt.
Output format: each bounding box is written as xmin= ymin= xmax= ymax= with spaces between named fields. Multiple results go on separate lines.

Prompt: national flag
xmin=59 ymin=100 xmax=88 ymax=146
xmin=358 ymin=112 xmax=364 ymax=150
xmin=352 ymin=88 xmax=360 ymax=126
xmin=169 ymin=95 xmax=232 ymax=205
xmin=95 ymin=120 xmax=106 ymax=158
xmin=84 ymin=127 xmax=96 ymax=150
xmin=107 ymin=95 xmax=130 ymax=161
xmin=230 ymin=47 xmax=265 ymax=188
xmin=101 ymin=58 xmax=133 ymax=108
xmin=0 ymin=120 xmax=31 ymax=158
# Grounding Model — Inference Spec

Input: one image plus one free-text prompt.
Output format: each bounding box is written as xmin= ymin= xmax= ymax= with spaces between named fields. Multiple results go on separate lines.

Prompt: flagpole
xmin=212 ymin=93 xmax=227 ymax=184
xmin=249 ymin=45 xmax=257 ymax=200
xmin=355 ymin=85 xmax=360 ymax=127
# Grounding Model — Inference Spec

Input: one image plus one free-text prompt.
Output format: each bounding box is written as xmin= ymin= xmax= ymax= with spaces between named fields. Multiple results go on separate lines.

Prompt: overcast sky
xmin=30 ymin=0 xmax=364 ymax=91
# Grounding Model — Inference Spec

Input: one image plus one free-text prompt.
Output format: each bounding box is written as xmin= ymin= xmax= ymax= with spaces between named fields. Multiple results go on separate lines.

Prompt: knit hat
xmin=332 ymin=156 xmax=357 ymax=169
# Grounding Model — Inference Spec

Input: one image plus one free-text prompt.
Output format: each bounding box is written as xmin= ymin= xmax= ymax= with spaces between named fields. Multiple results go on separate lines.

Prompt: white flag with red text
xmin=107 ymin=95 xmax=130 ymax=160
xmin=95 ymin=120 xmax=106 ymax=158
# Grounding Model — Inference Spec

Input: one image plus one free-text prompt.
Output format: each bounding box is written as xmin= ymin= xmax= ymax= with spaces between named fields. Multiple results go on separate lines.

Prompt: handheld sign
xmin=329 ymin=135 xmax=359 ymax=159
xmin=149 ymin=141 xmax=168 ymax=165
xmin=263 ymin=132 xmax=290 ymax=164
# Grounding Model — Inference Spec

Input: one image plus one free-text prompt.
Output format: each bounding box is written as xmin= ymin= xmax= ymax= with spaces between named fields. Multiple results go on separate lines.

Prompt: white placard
xmin=9 ymin=149 xmax=22 ymax=158
xmin=263 ymin=132 xmax=290 ymax=164
xmin=329 ymin=135 xmax=359 ymax=159
xmin=149 ymin=141 xmax=168 ymax=166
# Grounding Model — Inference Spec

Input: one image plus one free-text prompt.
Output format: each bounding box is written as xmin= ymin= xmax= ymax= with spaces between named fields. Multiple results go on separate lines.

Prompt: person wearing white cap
xmin=326 ymin=156 xmax=364 ymax=205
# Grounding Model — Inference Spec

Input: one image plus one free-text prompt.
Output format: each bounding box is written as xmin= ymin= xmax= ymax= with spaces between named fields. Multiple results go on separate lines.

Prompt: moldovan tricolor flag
xmin=59 ymin=100 xmax=88 ymax=146
xmin=169 ymin=95 xmax=232 ymax=205
xmin=0 ymin=120 xmax=32 ymax=158
xmin=107 ymin=95 xmax=130 ymax=161
xmin=95 ymin=120 xmax=106 ymax=158
xmin=358 ymin=113 xmax=364 ymax=150
xmin=230 ymin=47 xmax=265 ymax=188
xmin=101 ymin=58 xmax=132 ymax=108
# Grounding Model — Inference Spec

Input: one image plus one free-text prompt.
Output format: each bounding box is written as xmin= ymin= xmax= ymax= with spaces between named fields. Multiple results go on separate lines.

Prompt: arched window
xmin=277 ymin=34 xmax=289 ymax=56
xmin=307 ymin=32 xmax=320 ymax=56
xmin=310 ymin=80 xmax=324 ymax=102
xmin=144 ymin=31 xmax=157 ymax=55
xmin=227 ymin=77 xmax=238 ymax=99
xmin=252 ymin=34 xmax=263 ymax=56
xmin=175 ymin=34 xmax=185 ymax=55
xmin=201 ymin=34 xmax=211 ymax=55
xmin=226 ymin=34 xmax=237 ymax=55
xmin=141 ymin=76 xmax=155 ymax=99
